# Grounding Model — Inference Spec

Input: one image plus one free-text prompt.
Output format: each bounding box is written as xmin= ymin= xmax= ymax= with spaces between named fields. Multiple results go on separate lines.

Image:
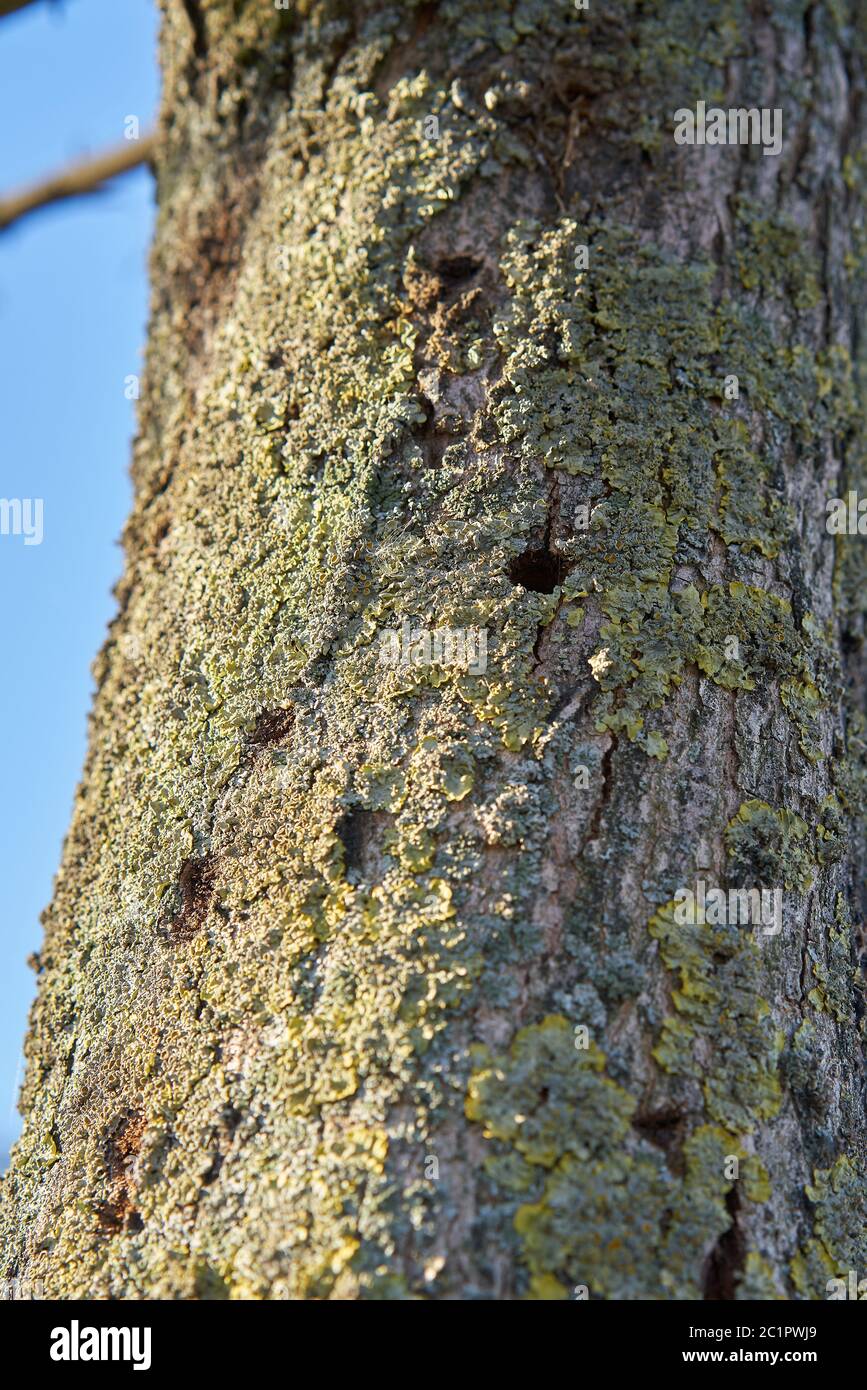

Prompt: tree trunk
xmin=2 ymin=0 xmax=867 ymax=1301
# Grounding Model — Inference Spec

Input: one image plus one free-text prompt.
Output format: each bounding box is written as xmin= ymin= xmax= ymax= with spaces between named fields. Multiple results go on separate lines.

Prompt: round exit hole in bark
xmin=508 ymin=547 xmax=570 ymax=594
xmin=435 ymin=255 xmax=482 ymax=284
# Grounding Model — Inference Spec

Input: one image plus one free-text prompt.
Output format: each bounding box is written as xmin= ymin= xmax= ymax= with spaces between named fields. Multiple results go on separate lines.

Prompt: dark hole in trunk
xmin=435 ymin=255 xmax=482 ymax=284
xmin=509 ymin=547 xmax=570 ymax=594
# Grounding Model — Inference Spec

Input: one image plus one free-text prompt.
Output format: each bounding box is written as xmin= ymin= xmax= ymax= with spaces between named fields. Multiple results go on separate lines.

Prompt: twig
xmin=0 ymin=0 xmax=46 ymax=18
xmin=0 ymin=134 xmax=156 ymax=232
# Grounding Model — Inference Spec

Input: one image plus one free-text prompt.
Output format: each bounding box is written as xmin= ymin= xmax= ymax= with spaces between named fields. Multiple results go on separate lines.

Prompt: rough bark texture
xmin=2 ymin=0 xmax=867 ymax=1300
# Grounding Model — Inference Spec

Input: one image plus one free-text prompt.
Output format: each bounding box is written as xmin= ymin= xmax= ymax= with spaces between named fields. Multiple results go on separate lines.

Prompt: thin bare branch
xmin=0 ymin=0 xmax=43 ymax=18
xmin=0 ymin=134 xmax=156 ymax=233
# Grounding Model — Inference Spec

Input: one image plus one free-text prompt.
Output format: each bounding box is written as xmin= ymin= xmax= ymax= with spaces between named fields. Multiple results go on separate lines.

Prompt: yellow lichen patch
xmin=464 ymin=1019 xmax=764 ymax=1299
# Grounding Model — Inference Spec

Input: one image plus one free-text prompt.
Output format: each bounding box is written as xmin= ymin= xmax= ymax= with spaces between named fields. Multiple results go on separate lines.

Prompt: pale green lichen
xmin=791 ymin=1156 xmax=867 ymax=1300
xmin=484 ymin=217 xmax=845 ymax=758
xmin=807 ymin=894 xmax=856 ymax=1024
xmin=466 ymin=1017 xmax=770 ymax=1299
xmin=724 ymin=800 xmax=816 ymax=894
xmin=648 ymin=899 xmax=782 ymax=1134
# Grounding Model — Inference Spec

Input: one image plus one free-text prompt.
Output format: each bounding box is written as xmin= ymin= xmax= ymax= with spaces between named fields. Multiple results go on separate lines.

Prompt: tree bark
xmin=2 ymin=0 xmax=867 ymax=1301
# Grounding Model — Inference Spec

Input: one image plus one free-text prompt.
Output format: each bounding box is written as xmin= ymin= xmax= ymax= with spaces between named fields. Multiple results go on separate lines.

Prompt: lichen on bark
xmin=2 ymin=0 xmax=867 ymax=1300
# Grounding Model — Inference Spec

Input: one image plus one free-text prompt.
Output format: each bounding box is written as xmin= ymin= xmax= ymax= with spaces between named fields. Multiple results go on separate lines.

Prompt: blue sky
xmin=0 ymin=0 xmax=158 ymax=1164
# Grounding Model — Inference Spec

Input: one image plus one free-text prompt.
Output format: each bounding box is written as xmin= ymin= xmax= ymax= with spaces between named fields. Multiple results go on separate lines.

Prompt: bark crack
xmin=702 ymin=1188 xmax=745 ymax=1301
